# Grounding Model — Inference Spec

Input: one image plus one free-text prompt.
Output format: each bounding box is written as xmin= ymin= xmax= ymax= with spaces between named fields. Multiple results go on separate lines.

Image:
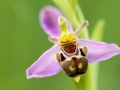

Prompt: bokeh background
xmin=0 ymin=0 xmax=120 ymax=90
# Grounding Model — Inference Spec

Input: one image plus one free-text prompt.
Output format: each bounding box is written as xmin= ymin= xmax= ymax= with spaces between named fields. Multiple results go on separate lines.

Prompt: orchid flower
xmin=26 ymin=6 xmax=120 ymax=82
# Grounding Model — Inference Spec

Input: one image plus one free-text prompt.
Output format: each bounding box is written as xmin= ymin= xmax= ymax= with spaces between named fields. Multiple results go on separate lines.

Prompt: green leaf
xmin=89 ymin=19 xmax=105 ymax=90
xmin=91 ymin=19 xmax=105 ymax=41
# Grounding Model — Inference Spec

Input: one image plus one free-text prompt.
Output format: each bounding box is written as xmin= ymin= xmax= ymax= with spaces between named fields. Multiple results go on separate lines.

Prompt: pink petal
xmin=78 ymin=39 xmax=120 ymax=63
xmin=39 ymin=6 xmax=73 ymax=38
xmin=26 ymin=45 xmax=61 ymax=78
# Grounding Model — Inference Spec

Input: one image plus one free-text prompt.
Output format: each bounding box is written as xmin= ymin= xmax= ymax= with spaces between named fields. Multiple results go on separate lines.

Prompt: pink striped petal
xmin=39 ymin=6 xmax=73 ymax=38
xmin=26 ymin=45 xmax=61 ymax=78
xmin=78 ymin=39 xmax=120 ymax=63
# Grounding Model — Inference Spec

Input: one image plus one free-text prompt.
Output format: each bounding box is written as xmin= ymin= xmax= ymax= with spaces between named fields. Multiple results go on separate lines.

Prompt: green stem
xmin=72 ymin=79 xmax=82 ymax=90
xmin=72 ymin=3 xmax=96 ymax=90
xmin=75 ymin=4 xmax=89 ymax=39
xmin=90 ymin=19 xmax=105 ymax=90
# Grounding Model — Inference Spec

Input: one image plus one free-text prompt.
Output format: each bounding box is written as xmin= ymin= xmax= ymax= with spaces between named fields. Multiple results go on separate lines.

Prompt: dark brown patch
xmin=61 ymin=60 xmax=76 ymax=77
xmin=64 ymin=45 xmax=76 ymax=53
xmin=80 ymin=49 xmax=85 ymax=56
xmin=56 ymin=53 xmax=66 ymax=62
xmin=74 ymin=57 xmax=88 ymax=76
xmin=61 ymin=57 xmax=88 ymax=77
xmin=60 ymin=53 xmax=66 ymax=62
xmin=72 ymin=57 xmax=77 ymax=61
xmin=80 ymin=47 xmax=87 ymax=56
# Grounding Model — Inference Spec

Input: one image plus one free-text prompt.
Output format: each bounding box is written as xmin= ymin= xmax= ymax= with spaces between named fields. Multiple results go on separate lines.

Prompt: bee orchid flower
xmin=26 ymin=6 xmax=120 ymax=82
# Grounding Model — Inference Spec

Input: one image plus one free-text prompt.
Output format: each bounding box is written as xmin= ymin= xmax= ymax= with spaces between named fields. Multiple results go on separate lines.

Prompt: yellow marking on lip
xmin=69 ymin=66 xmax=76 ymax=71
xmin=78 ymin=63 xmax=82 ymax=69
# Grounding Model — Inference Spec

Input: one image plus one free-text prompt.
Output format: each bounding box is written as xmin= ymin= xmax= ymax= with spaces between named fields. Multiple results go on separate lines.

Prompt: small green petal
xmin=58 ymin=16 xmax=68 ymax=32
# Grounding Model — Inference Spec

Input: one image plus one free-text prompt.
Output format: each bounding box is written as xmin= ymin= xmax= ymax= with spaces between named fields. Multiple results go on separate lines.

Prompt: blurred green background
xmin=0 ymin=0 xmax=120 ymax=90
